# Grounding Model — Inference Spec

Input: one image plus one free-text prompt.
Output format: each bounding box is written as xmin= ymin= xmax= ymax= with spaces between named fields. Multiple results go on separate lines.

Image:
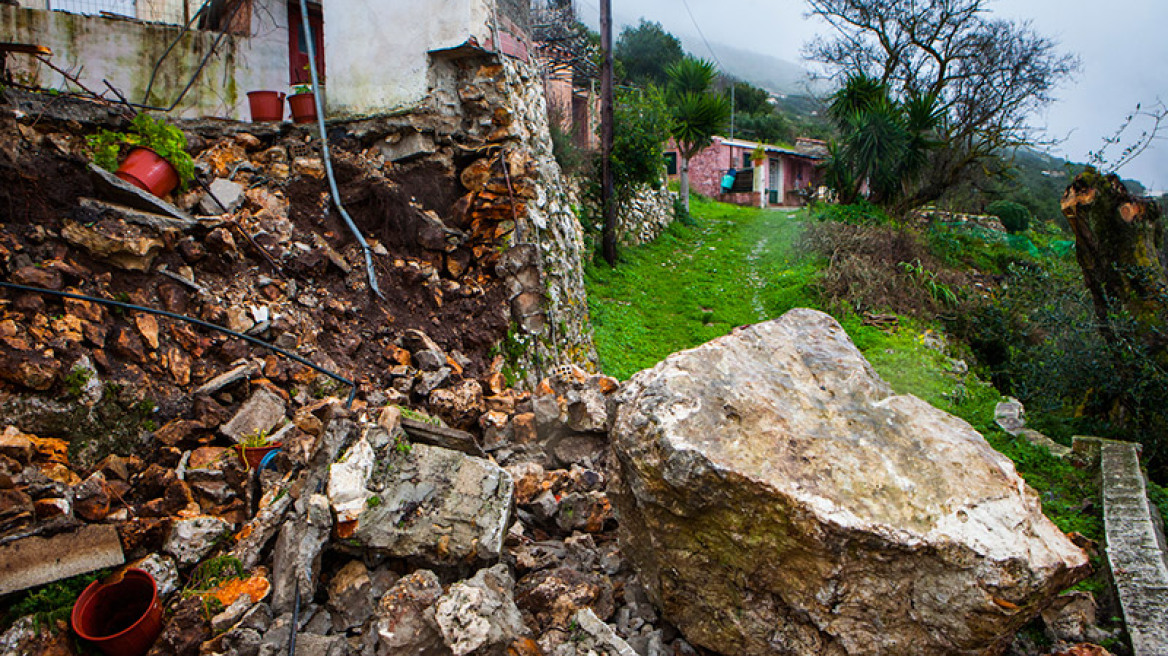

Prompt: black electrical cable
xmin=0 ymin=282 xmax=356 ymax=408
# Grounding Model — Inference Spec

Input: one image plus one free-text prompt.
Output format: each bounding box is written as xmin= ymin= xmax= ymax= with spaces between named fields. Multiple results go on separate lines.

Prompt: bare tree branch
xmin=804 ymin=0 xmax=1079 ymax=208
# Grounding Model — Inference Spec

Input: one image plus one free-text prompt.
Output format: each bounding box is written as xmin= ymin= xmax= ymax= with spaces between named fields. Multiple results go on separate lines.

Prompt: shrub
xmin=808 ymin=201 xmax=894 ymax=227
xmin=800 ymin=221 xmax=967 ymax=318
xmin=986 ymin=200 xmax=1031 ymax=233
xmin=548 ymin=107 xmax=591 ymax=178
xmin=611 ymin=86 xmax=672 ymax=194
xmin=953 ymin=259 xmax=1168 ymax=480
xmin=87 ymin=113 xmax=196 ymax=189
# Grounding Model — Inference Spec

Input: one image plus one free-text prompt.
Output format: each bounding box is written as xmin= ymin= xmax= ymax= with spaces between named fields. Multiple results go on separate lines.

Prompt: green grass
xmin=586 ymin=196 xmax=816 ymax=380
xmin=585 ymin=195 xmax=1102 ymax=549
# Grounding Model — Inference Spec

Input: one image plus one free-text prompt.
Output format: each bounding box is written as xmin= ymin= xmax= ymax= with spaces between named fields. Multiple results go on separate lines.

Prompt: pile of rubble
xmin=2 ymin=359 xmax=703 ymax=656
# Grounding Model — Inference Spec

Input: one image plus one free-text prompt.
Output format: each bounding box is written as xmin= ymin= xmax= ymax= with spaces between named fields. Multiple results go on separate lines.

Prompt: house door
xmin=768 ymin=158 xmax=782 ymax=206
xmin=288 ymin=2 xmax=325 ymax=85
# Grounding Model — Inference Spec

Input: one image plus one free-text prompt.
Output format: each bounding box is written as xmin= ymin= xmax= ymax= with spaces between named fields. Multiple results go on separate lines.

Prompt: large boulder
xmin=609 ymin=309 xmax=1089 ymax=656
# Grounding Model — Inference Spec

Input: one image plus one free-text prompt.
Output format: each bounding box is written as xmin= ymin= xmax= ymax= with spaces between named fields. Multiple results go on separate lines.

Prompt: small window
xmin=742 ymin=152 xmax=752 ymax=169
xmin=665 ymin=152 xmax=678 ymax=175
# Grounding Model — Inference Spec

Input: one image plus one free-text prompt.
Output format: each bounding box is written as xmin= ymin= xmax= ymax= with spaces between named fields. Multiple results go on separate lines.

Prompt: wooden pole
xmin=600 ymin=0 xmax=617 ymax=266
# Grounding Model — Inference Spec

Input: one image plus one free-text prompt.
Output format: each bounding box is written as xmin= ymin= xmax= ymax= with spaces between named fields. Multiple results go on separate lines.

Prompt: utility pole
xmin=730 ymin=83 xmax=735 ymax=140
xmin=600 ymin=0 xmax=617 ymax=266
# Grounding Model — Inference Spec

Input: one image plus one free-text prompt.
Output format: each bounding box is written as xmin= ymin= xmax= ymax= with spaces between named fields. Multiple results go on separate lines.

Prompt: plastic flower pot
xmin=247 ymin=90 xmax=286 ymax=122
xmin=237 ymin=442 xmax=283 ymax=469
xmin=288 ymin=92 xmax=318 ymax=124
xmin=71 ymin=568 xmax=163 ymax=656
xmin=115 ymin=147 xmax=180 ymax=198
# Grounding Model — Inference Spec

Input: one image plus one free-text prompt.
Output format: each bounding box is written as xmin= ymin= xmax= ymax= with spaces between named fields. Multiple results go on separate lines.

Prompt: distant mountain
xmin=674 ymin=36 xmax=828 ymax=97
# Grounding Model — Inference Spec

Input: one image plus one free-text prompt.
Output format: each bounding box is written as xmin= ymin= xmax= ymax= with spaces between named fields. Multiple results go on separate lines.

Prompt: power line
xmin=678 ymin=0 xmax=735 ymax=138
xmin=679 ymin=0 xmax=724 ymax=71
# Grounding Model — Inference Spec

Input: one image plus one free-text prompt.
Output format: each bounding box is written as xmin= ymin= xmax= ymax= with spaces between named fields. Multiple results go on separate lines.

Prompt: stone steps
xmin=1099 ymin=441 xmax=1168 ymax=655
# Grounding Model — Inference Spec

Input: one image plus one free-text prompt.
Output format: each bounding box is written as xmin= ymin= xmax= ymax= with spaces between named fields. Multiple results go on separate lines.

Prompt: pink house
xmin=666 ymin=136 xmax=825 ymax=208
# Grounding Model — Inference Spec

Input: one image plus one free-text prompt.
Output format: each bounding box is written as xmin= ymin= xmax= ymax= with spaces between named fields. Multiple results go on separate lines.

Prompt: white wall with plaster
xmin=0 ymin=0 xmax=289 ymax=120
xmin=322 ymin=0 xmax=494 ymax=118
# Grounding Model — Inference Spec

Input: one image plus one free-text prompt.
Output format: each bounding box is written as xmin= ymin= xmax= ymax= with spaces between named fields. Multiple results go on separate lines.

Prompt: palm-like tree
xmin=825 ymin=74 xmax=942 ymax=210
xmin=667 ymin=58 xmax=731 ymax=212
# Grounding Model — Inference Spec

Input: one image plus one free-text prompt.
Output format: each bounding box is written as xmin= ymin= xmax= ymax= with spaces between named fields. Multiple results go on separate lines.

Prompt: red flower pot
xmin=71 ymin=568 xmax=163 ymax=656
xmin=238 ymin=442 xmax=283 ymax=469
xmin=288 ymin=92 xmax=318 ymax=124
xmin=115 ymin=147 xmax=180 ymax=198
xmin=247 ymin=90 xmax=286 ymax=122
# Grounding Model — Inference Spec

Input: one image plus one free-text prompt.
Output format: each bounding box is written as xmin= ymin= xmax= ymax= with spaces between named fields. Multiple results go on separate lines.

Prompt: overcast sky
xmin=585 ymin=0 xmax=1168 ymax=192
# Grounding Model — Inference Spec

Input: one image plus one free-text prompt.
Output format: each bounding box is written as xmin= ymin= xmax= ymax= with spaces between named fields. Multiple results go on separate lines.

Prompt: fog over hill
xmin=582 ymin=7 xmax=825 ymax=97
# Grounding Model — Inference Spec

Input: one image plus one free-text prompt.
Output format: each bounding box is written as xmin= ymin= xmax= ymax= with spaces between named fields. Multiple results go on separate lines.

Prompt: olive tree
xmin=804 ymin=0 xmax=1079 ymax=210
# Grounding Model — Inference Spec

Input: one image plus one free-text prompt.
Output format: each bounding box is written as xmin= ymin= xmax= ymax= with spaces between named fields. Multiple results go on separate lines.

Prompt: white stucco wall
xmin=0 ymin=0 xmax=288 ymax=120
xmin=322 ymin=0 xmax=494 ymax=118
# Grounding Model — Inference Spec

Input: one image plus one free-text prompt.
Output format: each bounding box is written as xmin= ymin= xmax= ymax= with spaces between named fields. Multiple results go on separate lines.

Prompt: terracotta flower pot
xmin=115 ymin=147 xmax=180 ymax=198
xmin=238 ymin=442 xmax=283 ymax=469
xmin=71 ymin=568 xmax=163 ymax=656
xmin=247 ymin=90 xmax=286 ymax=122
xmin=288 ymin=92 xmax=318 ymax=124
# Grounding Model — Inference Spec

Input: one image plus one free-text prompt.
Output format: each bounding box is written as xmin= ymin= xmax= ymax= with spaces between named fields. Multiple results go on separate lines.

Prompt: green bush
xmin=986 ymin=200 xmax=1031 ymax=233
xmin=954 ymin=259 xmax=1168 ymax=480
xmin=549 ymin=108 xmax=591 ymax=177
xmin=611 ymin=86 xmax=672 ymax=194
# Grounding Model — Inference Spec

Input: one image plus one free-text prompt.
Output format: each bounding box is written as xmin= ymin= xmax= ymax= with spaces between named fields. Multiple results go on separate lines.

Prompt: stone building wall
xmin=616 ymin=184 xmax=677 ymax=246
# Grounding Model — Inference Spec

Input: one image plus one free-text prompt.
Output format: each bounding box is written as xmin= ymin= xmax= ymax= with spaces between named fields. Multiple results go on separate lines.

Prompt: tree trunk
xmin=1062 ymin=169 xmax=1168 ymax=363
xmin=680 ymin=155 xmax=691 ymax=213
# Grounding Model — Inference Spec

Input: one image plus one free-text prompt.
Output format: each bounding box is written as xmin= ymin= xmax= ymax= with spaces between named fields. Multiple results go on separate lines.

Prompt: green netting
xmin=1006 ymin=234 xmax=1042 ymax=257
xmin=933 ymin=222 xmax=1076 ymax=258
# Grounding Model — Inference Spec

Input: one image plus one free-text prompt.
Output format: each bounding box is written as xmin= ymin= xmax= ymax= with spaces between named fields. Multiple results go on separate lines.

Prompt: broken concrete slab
xmin=60 ymin=219 xmax=165 ymax=272
xmin=1100 ymin=441 xmax=1168 ymax=656
xmin=87 ymin=162 xmax=194 ymax=222
xmin=164 ymin=515 xmax=233 ymax=565
xmin=221 ymin=386 xmax=287 ymax=443
xmin=353 ymin=444 xmax=513 ymax=565
xmin=79 ymin=197 xmax=197 ymax=233
xmin=434 ymin=564 xmax=527 ymax=655
xmin=401 ymin=416 xmax=485 ymax=457
xmin=377 ymin=131 xmax=436 ymax=162
xmin=0 ymin=523 xmax=124 ymax=595
xmin=272 ymin=494 xmax=332 ymax=614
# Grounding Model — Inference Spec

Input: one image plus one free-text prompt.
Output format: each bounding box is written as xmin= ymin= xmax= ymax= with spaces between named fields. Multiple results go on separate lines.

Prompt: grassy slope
xmin=586 ymin=197 xmax=816 ymax=380
xmin=585 ymin=197 xmax=1102 ymax=545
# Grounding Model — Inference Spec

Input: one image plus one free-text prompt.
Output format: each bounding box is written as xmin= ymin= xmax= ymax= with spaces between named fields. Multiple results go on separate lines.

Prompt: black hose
xmin=0 ymin=282 xmax=356 ymax=408
xmin=295 ymin=0 xmax=384 ymax=300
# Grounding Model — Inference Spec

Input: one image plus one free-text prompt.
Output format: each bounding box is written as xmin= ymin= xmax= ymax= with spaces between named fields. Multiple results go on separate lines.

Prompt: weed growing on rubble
xmin=2 ymin=570 xmax=110 ymax=634
xmin=395 ymin=405 xmax=441 ymax=426
xmin=62 ymin=365 xmax=91 ymax=398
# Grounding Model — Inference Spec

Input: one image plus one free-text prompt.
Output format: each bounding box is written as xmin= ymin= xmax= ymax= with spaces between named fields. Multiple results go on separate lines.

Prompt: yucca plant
xmin=666 ymin=57 xmax=731 ymax=211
